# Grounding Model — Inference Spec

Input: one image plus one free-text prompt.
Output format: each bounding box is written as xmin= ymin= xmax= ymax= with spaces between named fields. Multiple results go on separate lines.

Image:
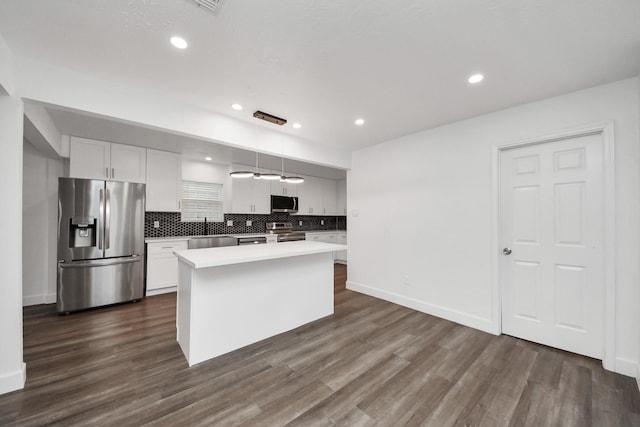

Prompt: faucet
xmin=203 ymin=217 xmax=208 ymax=235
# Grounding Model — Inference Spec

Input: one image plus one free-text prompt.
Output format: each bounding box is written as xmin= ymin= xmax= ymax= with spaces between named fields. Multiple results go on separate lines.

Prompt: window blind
xmin=181 ymin=180 xmax=223 ymax=222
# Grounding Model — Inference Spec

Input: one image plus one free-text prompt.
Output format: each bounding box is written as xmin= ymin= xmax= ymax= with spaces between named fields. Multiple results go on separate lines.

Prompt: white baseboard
xmin=613 ymin=357 xmax=638 ymax=378
xmin=335 ymin=260 xmax=347 ymax=265
xmin=346 ymin=280 xmax=498 ymax=335
xmin=0 ymin=362 xmax=26 ymax=395
xmin=22 ymin=292 xmax=56 ymax=306
xmin=146 ymin=286 xmax=176 ymax=297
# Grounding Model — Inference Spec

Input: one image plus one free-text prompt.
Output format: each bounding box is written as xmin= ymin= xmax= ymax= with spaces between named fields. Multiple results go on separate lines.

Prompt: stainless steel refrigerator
xmin=57 ymin=177 xmax=145 ymax=313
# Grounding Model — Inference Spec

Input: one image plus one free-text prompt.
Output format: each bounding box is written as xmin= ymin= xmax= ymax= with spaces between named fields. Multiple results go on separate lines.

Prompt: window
xmin=181 ymin=180 xmax=223 ymax=222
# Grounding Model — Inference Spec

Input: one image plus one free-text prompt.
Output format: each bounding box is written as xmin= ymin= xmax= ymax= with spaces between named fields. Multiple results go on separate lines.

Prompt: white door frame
xmin=491 ymin=122 xmax=616 ymax=371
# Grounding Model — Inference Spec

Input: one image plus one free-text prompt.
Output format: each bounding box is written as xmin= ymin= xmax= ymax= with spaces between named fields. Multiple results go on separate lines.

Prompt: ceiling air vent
xmin=190 ymin=0 xmax=225 ymax=14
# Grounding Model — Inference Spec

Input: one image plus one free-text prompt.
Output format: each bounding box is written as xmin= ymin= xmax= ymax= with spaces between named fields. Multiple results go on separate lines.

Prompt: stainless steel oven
xmin=266 ymin=222 xmax=306 ymax=242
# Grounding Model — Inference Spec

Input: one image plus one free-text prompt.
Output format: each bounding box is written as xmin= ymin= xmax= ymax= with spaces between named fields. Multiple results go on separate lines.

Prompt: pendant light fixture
xmin=229 ymin=170 xmax=255 ymax=178
xmin=278 ymin=124 xmax=304 ymax=184
xmin=255 ymin=171 xmax=281 ymax=180
xmin=230 ymin=119 xmax=263 ymax=179
xmin=279 ymin=156 xmax=304 ymax=184
xmin=229 ymin=150 xmax=260 ymax=179
xmin=229 ymin=110 xmax=303 ymax=183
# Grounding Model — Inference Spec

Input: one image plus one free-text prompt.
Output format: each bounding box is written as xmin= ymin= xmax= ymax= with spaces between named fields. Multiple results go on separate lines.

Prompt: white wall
xmin=347 ymin=78 xmax=640 ymax=377
xmin=637 ymin=75 xmax=640 ymax=390
xmin=0 ymin=95 xmax=25 ymax=394
xmin=0 ymin=34 xmax=14 ymax=95
xmin=23 ymin=103 xmax=63 ymax=157
xmin=22 ymin=140 xmax=64 ymax=306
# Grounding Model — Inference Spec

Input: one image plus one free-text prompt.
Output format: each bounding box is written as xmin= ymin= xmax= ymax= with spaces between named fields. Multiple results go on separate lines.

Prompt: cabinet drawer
xmin=147 ymin=241 xmax=188 ymax=255
xmin=306 ymin=233 xmax=337 ymax=243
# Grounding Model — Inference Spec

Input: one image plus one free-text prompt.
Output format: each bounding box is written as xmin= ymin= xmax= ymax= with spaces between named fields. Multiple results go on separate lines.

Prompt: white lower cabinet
xmin=336 ymin=232 xmax=347 ymax=263
xmin=146 ymin=240 xmax=188 ymax=295
xmin=305 ymin=233 xmax=326 ymax=242
xmin=306 ymin=232 xmax=346 ymax=263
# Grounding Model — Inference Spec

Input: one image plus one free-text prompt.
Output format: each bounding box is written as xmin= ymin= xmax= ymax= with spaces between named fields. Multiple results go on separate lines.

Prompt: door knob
xmin=503 ymin=247 xmax=512 ymax=255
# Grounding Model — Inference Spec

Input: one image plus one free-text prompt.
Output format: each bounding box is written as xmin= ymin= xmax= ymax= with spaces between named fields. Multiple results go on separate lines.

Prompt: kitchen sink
xmin=188 ymin=235 xmax=238 ymax=249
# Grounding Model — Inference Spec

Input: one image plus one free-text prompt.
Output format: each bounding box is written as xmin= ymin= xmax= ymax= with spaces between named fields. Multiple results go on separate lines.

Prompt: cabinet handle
xmin=111 ymin=168 xmax=115 ymax=179
xmin=105 ymin=167 xmax=109 ymax=178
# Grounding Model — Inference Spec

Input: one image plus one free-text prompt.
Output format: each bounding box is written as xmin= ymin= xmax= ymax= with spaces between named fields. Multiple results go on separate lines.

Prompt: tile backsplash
xmin=145 ymin=212 xmax=347 ymax=238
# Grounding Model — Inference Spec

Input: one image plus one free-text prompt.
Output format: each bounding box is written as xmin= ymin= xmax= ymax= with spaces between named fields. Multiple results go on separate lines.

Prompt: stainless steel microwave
xmin=271 ymin=195 xmax=298 ymax=213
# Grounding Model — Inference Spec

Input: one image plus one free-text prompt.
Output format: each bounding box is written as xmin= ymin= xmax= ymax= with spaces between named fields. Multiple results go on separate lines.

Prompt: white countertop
xmin=146 ymin=234 xmax=270 ymax=243
xmin=145 ymin=236 xmax=192 ymax=243
xmin=175 ymin=240 xmax=347 ymax=269
xmin=146 ymin=231 xmax=346 ymax=243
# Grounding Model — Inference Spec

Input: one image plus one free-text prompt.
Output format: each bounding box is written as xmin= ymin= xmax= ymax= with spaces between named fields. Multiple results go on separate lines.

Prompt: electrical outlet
xmin=403 ymin=275 xmax=410 ymax=286
xmin=153 ymin=221 xmax=160 ymax=228
xmin=246 ymin=220 xmax=252 ymax=227
xmin=227 ymin=220 xmax=233 ymax=226
xmin=298 ymin=220 xmax=303 ymax=226
xmin=321 ymin=220 xmax=325 ymax=226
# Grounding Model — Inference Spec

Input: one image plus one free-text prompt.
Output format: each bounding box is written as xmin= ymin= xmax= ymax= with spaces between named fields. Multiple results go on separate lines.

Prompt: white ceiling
xmin=1 ymin=0 xmax=640 ymax=154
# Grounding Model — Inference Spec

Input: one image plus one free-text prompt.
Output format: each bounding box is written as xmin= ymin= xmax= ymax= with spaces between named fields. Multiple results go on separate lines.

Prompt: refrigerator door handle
xmin=99 ymin=188 xmax=105 ymax=250
xmin=105 ymin=188 xmax=111 ymax=250
xmin=58 ymin=255 xmax=141 ymax=269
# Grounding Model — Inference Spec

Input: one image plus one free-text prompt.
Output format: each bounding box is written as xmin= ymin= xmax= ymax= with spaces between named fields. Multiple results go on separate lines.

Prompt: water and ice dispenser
xmin=68 ymin=216 xmax=97 ymax=248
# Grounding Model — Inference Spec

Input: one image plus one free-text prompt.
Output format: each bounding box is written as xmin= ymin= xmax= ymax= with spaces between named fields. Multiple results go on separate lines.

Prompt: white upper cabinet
xmin=296 ymin=176 xmax=324 ymax=215
xmin=337 ymin=179 xmax=347 ymax=216
xmin=70 ymin=137 xmax=146 ymax=183
xmin=229 ymin=164 xmax=271 ymax=214
xmin=322 ymin=179 xmax=337 ymax=216
xmin=145 ymin=149 xmax=181 ymax=212
xmin=271 ymin=179 xmax=298 ymax=197
xmin=293 ymin=176 xmax=342 ymax=216
xmin=69 ymin=137 xmax=110 ymax=180
xmin=110 ymin=143 xmax=147 ymax=182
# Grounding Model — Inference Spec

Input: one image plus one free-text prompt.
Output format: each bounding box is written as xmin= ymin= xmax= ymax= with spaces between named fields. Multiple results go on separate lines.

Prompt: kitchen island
xmin=174 ymin=240 xmax=346 ymax=366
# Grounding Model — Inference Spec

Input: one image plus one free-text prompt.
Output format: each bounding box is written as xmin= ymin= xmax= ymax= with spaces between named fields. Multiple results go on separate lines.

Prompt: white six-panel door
xmin=500 ymin=132 xmax=604 ymax=359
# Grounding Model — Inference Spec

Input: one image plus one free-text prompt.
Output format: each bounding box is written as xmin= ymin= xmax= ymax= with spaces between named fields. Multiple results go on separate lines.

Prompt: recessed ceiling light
xmin=170 ymin=36 xmax=188 ymax=49
xmin=293 ymin=123 xmax=302 ymax=129
xmin=468 ymin=73 xmax=484 ymax=84
xmin=205 ymin=156 xmax=212 ymax=161
xmin=231 ymin=103 xmax=243 ymax=110
xmin=355 ymin=118 xmax=365 ymax=126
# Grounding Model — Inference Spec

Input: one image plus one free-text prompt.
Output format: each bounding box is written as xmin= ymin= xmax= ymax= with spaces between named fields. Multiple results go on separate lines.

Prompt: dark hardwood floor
xmin=1 ymin=264 xmax=639 ymax=426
